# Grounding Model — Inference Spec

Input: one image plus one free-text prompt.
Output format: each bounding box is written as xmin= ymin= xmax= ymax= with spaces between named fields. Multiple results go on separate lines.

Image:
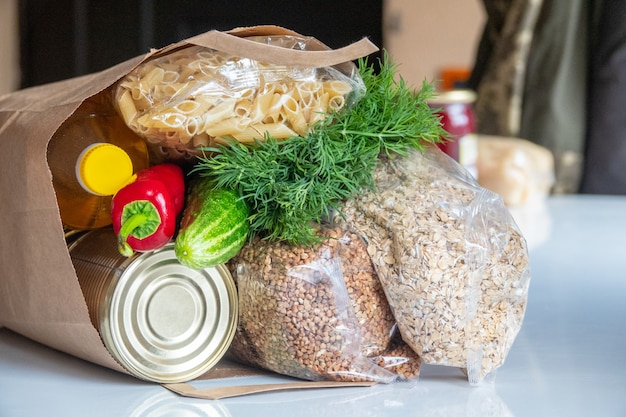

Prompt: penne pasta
xmin=200 ymin=98 xmax=237 ymax=125
xmin=184 ymin=118 xmax=200 ymax=137
xmin=282 ymin=95 xmax=308 ymax=135
xmin=140 ymin=67 xmax=166 ymax=91
xmin=138 ymin=111 xmax=186 ymax=129
xmin=328 ymin=95 xmax=346 ymax=111
xmin=203 ymin=116 xmax=250 ymax=137
xmin=237 ymin=88 xmax=257 ymax=100
xmin=192 ymin=133 xmax=212 ymax=148
xmin=114 ymin=43 xmax=359 ymax=154
xmin=252 ymin=122 xmax=297 ymax=140
xmin=173 ymin=99 xmax=205 ymax=115
xmin=161 ymin=70 xmax=181 ymax=85
xmin=234 ymin=99 xmax=253 ymax=118
xmin=324 ymin=80 xmax=352 ymax=97
xmin=116 ymin=89 xmax=139 ymax=127
xmin=129 ymin=85 xmax=145 ymax=101
xmin=249 ymin=89 xmax=275 ymax=124
xmin=261 ymin=111 xmax=286 ymax=125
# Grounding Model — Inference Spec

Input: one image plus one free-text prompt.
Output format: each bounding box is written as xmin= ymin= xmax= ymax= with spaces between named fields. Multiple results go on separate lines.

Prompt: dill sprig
xmin=192 ymin=52 xmax=446 ymax=245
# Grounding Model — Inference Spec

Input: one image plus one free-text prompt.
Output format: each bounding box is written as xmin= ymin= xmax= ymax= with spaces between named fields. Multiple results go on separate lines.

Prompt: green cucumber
xmin=175 ymin=179 xmax=249 ymax=269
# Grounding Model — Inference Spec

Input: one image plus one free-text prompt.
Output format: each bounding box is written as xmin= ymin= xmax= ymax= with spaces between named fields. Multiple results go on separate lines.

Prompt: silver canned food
xmin=68 ymin=227 xmax=238 ymax=383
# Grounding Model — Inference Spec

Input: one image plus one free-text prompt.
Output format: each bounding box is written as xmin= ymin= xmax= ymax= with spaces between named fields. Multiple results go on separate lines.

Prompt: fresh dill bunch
xmin=340 ymin=55 xmax=446 ymax=156
xmin=193 ymin=52 xmax=446 ymax=245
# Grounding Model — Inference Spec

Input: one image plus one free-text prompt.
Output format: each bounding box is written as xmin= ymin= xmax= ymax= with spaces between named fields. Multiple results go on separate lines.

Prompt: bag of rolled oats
xmin=338 ymin=146 xmax=531 ymax=384
xmin=226 ymin=226 xmax=421 ymax=383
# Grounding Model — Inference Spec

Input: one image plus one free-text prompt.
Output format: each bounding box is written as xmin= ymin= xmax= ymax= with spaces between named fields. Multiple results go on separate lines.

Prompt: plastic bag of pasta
xmin=337 ymin=147 xmax=531 ymax=384
xmin=113 ymin=28 xmax=370 ymax=162
xmin=226 ymin=226 xmax=421 ymax=383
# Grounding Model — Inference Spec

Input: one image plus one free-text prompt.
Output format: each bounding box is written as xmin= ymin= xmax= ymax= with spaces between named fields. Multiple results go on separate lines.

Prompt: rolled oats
xmin=337 ymin=148 xmax=531 ymax=384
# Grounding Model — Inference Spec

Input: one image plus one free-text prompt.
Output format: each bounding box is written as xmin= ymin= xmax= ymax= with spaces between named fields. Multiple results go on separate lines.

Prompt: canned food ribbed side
xmin=69 ymin=227 xmax=238 ymax=383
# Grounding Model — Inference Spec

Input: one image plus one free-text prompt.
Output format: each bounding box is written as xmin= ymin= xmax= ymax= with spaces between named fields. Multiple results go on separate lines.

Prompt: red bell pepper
xmin=111 ymin=163 xmax=185 ymax=256
xmin=132 ymin=163 xmax=185 ymax=214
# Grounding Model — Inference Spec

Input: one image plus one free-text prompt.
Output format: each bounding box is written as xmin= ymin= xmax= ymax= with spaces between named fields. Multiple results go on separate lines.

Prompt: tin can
xmin=68 ymin=227 xmax=238 ymax=383
xmin=428 ymin=89 xmax=478 ymax=178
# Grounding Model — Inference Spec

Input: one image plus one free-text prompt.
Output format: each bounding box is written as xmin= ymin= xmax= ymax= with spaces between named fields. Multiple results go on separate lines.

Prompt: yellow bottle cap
xmin=76 ymin=143 xmax=134 ymax=196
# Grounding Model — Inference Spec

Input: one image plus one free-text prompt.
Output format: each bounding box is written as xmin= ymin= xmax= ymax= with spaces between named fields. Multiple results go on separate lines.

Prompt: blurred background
xmin=0 ymin=0 xmax=483 ymax=93
xmin=2 ymin=0 xmax=625 ymax=199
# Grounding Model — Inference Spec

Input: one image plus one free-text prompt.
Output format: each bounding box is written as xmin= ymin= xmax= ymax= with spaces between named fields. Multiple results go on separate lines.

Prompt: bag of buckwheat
xmin=337 ymin=147 xmax=531 ymax=384
xmin=226 ymin=226 xmax=421 ymax=383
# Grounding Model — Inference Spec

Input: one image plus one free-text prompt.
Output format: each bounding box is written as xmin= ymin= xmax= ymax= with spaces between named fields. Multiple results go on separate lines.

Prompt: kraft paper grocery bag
xmin=0 ymin=25 xmax=377 ymax=391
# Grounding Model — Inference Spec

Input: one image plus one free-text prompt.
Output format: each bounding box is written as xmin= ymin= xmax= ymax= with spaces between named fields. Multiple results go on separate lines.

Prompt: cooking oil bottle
xmin=47 ymin=89 xmax=150 ymax=230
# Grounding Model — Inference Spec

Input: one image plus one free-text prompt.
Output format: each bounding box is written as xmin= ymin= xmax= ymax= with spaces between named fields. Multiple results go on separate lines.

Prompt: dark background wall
xmin=18 ymin=0 xmax=383 ymax=88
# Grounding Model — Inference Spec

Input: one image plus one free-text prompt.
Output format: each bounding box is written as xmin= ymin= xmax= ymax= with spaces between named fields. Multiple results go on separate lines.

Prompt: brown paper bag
xmin=162 ymin=358 xmax=376 ymax=400
xmin=0 ymin=25 xmax=378 ymax=391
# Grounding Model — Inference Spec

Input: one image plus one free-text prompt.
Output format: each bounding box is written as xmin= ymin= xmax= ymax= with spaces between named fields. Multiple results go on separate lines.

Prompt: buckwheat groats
xmin=337 ymin=148 xmax=531 ymax=384
xmin=226 ymin=226 xmax=420 ymax=382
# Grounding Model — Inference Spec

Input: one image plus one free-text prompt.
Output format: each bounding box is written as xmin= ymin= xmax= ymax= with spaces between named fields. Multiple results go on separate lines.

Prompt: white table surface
xmin=1 ymin=194 xmax=625 ymax=417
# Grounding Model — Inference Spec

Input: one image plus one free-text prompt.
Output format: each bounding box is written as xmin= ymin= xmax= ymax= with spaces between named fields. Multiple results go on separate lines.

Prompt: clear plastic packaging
xmin=226 ymin=226 xmax=421 ymax=383
xmin=114 ymin=36 xmax=365 ymax=161
xmin=338 ymin=147 xmax=531 ymax=384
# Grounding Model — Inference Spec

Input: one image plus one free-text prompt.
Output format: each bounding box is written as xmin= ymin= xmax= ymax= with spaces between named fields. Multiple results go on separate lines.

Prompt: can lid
xmin=76 ymin=143 xmax=134 ymax=196
xmin=100 ymin=243 xmax=238 ymax=383
xmin=427 ymin=89 xmax=477 ymax=105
